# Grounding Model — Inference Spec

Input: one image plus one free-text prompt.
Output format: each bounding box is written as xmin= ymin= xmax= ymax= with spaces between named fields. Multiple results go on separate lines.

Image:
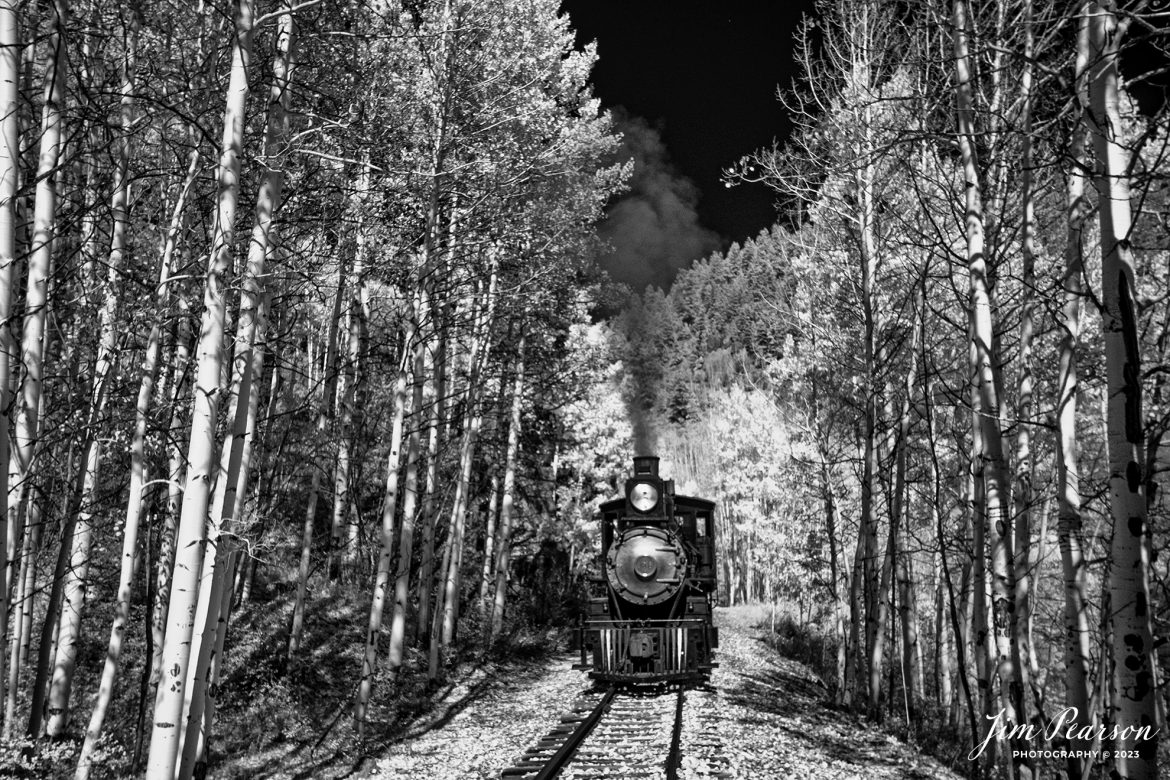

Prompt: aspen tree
xmin=0 ymin=0 xmax=19 ymax=722
xmin=288 ymin=239 xmax=345 ymax=659
xmin=146 ymin=0 xmax=255 ymax=774
xmin=178 ymin=8 xmax=294 ymax=772
xmin=416 ymin=215 xmax=458 ymax=643
xmin=48 ymin=8 xmax=140 ymax=738
xmin=7 ymin=0 xmax=66 ymax=662
xmin=354 ymin=302 xmax=415 ymax=732
xmin=1087 ymin=2 xmax=1159 ymax=774
xmin=437 ymin=260 xmax=499 ymax=652
xmin=1009 ymin=0 xmax=1037 ymax=743
xmin=78 ymin=86 xmax=197 ymax=780
xmin=893 ymin=286 xmax=924 ymax=714
xmin=333 ymin=165 xmax=369 ymax=575
xmin=489 ymin=333 xmax=526 ymax=639
xmin=1055 ymin=9 xmax=1093 ymax=771
xmin=9 ymin=0 xmax=66 ymax=740
xmin=384 ymin=249 xmax=433 ymax=675
xmin=478 ymin=470 xmax=500 ymax=610
xmin=151 ymin=144 xmax=200 ymax=687
xmin=385 ymin=319 xmax=426 ymax=677
xmin=415 ymin=325 xmax=447 ymax=640
xmin=953 ymin=0 xmax=1020 ymax=770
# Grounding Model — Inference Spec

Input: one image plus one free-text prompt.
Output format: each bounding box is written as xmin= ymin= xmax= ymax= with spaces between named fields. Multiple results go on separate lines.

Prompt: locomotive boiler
xmin=576 ymin=455 xmax=718 ymax=683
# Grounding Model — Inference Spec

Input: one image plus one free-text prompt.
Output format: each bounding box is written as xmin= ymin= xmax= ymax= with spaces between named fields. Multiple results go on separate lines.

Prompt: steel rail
xmin=666 ymin=688 xmax=685 ymax=780
xmin=501 ymin=686 xmax=616 ymax=780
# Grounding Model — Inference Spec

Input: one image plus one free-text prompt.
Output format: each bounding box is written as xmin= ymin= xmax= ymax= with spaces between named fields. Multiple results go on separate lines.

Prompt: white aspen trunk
xmin=895 ymin=289 xmax=924 ymax=711
xmin=478 ymin=470 xmax=500 ymax=610
xmin=818 ymin=443 xmax=849 ymax=705
xmin=32 ymin=473 xmax=84 ymax=740
xmin=439 ymin=263 xmax=499 ymax=651
xmin=49 ymin=15 xmax=138 ymax=739
xmin=189 ymin=548 xmax=239 ymax=780
xmin=846 ymin=3 xmax=883 ymax=716
xmin=78 ymin=131 xmax=184 ymax=780
xmin=11 ymin=0 xmax=66 ymax=740
xmin=846 ymin=504 xmax=865 ymax=708
xmin=489 ymin=335 xmax=526 ymax=640
xmin=146 ymin=0 xmax=255 ymax=775
xmin=344 ymin=204 xmax=370 ymax=569
xmin=354 ymin=317 xmax=414 ymax=733
xmin=333 ymin=171 xmax=368 ymax=575
xmin=427 ymin=518 xmax=455 ymax=678
xmin=386 ymin=318 xmax=428 ymax=676
xmin=287 ymin=251 xmax=346 ymax=658
xmin=871 ymin=500 xmax=895 ymax=722
xmin=139 ymin=156 xmax=200 ymax=687
xmin=6 ymin=0 xmax=65 ymax=650
xmin=177 ymin=356 xmax=257 ymax=780
xmin=416 ymin=318 xmax=447 ymax=641
xmin=935 ymin=547 xmax=954 ymax=712
xmin=1010 ymin=0 xmax=1037 ymax=746
xmin=4 ymin=493 xmax=37 ymax=737
xmin=0 ymin=0 xmax=19 ymax=725
xmin=1056 ymin=13 xmax=1093 ymax=773
xmin=178 ymin=9 xmax=293 ymax=772
xmin=1088 ymin=3 xmax=1159 ymax=774
xmin=953 ymin=1 xmax=1018 ymax=768
xmin=331 ymin=319 xmax=354 ymax=575
xmin=154 ymin=285 xmax=194 ymax=685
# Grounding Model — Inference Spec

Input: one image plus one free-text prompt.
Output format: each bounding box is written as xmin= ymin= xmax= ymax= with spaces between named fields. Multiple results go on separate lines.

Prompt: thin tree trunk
xmin=415 ymin=318 xmax=447 ymax=641
xmin=4 ymin=489 xmax=38 ymax=737
xmin=77 ymin=151 xmax=179 ymax=780
xmin=1009 ymin=0 xmax=1037 ymax=755
xmin=895 ymin=287 xmax=924 ymax=715
xmin=31 ymin=466 xmax=87 ymax=739
xmin=7 ymin=0 xmax=66 ymax=679
xmin=1088 ymin=3 xmax=1159 ymax=774
xmin=847 ymin=502 xmax=865 ymax=708
xmin=478 ymin=470 xmax=500 ymax=610
xmin=48 ymin=14 xmax=139 ymax=738
xmin=11 ymin=0 xmax=66 ymax=741
xmin=489 ymin=334 xmax=526 ymax=640
xmin=953 ymin=2 xmax=1019 ymax=772
xmin=154 ymin=284 xmax=194 ymax=686
xmin=288 ymin=249 xmax=346 ymax=658
xmin=820 ymin=449 xmax=849 ymax=705
xmin=1055 ymin=13 xmax=1093 ymax=774
xmin=177 ymin=10 xmax=292 ymax=772
xmin=333 ymin=172 xmax=368 ymax=576
xmin=386 ymin=316 xmax=428 ymax=677
xmin=438 ymin=263 xmax=499 ymax=652
xmin=354 ymin=318 xmax=414 ymax=732
xmin=0 ymin=0 xmax=19 ymax=727
xmin=145 ymin=0 xmax=255 ymax=774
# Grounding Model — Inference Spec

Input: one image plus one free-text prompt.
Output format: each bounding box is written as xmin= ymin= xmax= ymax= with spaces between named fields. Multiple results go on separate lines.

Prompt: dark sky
xmin=560 ymin=1 xmax=817 ymax=288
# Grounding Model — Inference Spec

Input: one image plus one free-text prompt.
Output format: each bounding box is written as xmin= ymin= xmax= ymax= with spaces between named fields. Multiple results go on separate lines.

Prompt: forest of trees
xmin=616 ymin=1 xmax=1169 ymax=779
xmin=0 ymin=0 xmax=1165 ymax=779
xmin=0 ymin=0 xmax=643 ymax=777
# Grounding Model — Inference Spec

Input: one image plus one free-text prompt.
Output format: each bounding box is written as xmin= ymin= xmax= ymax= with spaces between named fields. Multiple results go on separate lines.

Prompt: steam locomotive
xmin=575 ymin=456 xmax=718 ymax=683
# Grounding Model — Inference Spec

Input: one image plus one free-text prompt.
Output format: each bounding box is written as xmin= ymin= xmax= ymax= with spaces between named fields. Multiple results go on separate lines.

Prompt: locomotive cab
xmin=577 ymin=456 xmax=719 ymax=684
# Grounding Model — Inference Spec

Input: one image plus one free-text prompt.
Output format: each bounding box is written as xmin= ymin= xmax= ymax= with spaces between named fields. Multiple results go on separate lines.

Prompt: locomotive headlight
xmin=629 ymin=481 xmax=659 ymax=512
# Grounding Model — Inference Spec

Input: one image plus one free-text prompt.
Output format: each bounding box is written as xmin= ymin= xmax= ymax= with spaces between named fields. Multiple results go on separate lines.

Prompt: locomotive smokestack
xmin=633 ymin=455 xmax=659 ymax=477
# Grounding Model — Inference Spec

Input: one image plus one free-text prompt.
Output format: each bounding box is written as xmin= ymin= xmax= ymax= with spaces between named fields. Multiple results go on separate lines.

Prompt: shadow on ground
xmin=718 ymin=634 xmax=923 ymax=777
xmin=210 ymin=584 xmax=569 ymax=780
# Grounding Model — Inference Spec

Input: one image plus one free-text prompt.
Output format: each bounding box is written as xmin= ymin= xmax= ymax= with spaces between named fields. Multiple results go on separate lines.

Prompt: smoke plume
xmin=599 ymin=115 xmax=720 ymax=290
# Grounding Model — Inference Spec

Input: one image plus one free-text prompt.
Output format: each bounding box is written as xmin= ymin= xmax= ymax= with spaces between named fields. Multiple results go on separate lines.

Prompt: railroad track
xmin=501 ymin=686 xmax=685 ymax=780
